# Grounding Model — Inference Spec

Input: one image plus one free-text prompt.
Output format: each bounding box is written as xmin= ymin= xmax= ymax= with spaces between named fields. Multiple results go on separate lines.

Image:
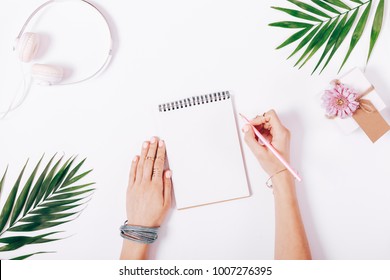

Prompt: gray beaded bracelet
xmin=120 ymin=221 xmax=159 ymax=244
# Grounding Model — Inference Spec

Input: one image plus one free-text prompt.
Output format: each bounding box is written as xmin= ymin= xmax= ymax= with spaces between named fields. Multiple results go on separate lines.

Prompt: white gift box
xmin=331 ymin=68 xmax=387 ymax=134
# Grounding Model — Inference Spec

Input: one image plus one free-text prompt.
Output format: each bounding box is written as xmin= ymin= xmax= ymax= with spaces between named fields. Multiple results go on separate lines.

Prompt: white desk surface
xmin=1 ymin=0 xmax=390 ymax=260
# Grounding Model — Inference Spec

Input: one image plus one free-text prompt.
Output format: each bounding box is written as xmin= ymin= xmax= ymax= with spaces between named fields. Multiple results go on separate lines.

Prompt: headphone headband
xmin=15 ymin=0 xmax=114 ymax=86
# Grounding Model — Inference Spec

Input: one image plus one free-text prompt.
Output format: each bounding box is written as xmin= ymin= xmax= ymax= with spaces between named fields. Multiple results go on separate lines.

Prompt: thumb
xmin=243 ymin=124 xmax=267 ymax=159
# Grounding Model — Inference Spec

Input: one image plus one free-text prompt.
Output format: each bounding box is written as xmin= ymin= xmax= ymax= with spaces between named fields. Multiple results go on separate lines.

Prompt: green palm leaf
xmin=33 ymin=156 xmax=64 ymax=207
xmin=43 ymin=157 xmax=74 ymax=200
xmin=0 ymin=161 xmax=28 ymax=233
xmin=56 ymin=183 xmax=95 ymax=194
xmin=339 ymin=1 xmax=372 ymax=72
xmin=288 ymin=0 xmax=332 ymax=18
xmin=23 ymin=154 xmax=56 ymax=215
xmin=293 ymin=20 xmax=333 ymax=66
xmin=9 ymin=156 xmax=43 ymax=225
xmin=0 ymin=166 xmax=7 ymax=197
xmin=270 ymin=0 xmax=384 ymax=74
xmin=287 ymin=24 xmax=322 ymax=59
xmin=62 ymin=158 xmax=87 ymax=187
xmin=63 ymin=169 xmax=93 ymax=188
xmin=0 ymin=155 xmax=95 ymax=259
xmin=367 ymin=0 xmax=384 ymax=62
xmin=271 ymin=7 xmax=322 ymax=22
xmin=0 ymin=232 xmax=60 ymax=252
xmin=311 ymin=0 xmax=341 ymax=14
xmin=30 ymin=203 xmax=83 ymax=215
xmin=39 ymin=198 xmax=87 ymax=208
xmin=298 ymin=18 xmax=339 ymax=69
xmin=312 ymin=14 xmax=347 ymax=74
xmin=323 ymin=0 xmax=351 ymax=10
xmin=277 ymin=28 xmax=311 ymax=49
xmin=269 ymin=21 xmax=314 ymax=29
xmin=10 ymin=251 xmax=54 ymax=260
xmin=320 ymin=8 xmax=359 ymax=73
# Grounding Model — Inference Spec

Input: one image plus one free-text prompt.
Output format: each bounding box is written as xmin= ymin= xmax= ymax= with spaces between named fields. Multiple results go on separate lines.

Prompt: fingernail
xmin=159 ymin=140 xmax=164 ymax=147
xmin=243 ymin=125 xmax=250 ymax=132
xmin=150 ymin=137 xmax=156 ymax=144
xmin=133 ymin=156 xmax=138 ymax=162
xmin=143 ymin=142 xmax=149 ymax=149
xmin=165 ymin=170 xmax=172 ymax=178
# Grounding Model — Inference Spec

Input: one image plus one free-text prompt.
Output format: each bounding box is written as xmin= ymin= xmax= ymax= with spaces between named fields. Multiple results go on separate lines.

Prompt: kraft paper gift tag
xmin=330 ymin=68 xmax=390 ymax=142
xmin=352 ymin=100 xmax=390 ymax=142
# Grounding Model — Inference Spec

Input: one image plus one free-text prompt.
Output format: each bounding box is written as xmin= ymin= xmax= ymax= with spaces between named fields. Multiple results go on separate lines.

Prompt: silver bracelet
xmin=120 ymin=221 xmax=159 ymax=244
xmin=265 ymin=168 xmax=288 ymax=189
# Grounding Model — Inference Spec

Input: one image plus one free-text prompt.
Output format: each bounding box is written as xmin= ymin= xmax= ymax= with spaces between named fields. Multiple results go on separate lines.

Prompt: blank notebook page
xmin=156 ymin=92 xmax=250 ymax=209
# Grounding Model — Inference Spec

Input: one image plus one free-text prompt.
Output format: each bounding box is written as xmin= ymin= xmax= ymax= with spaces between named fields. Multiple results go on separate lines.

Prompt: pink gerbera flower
xmin=322 ymin=82 xmax=359 ymax=119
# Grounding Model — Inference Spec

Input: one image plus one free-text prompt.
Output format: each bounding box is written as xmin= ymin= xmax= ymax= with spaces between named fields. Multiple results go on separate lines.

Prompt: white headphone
xmin=14 ymin=0 xmax=114 ymax=86
xmin=1 ymin=0 xmax=114 ymax=119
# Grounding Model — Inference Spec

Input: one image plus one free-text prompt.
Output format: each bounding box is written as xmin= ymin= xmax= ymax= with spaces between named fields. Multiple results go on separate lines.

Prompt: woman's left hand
xmin=126 ymin=137 xmax=172 ymax=227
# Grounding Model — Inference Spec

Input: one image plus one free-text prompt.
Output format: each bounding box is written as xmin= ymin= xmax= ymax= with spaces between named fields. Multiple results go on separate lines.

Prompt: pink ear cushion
xmin=31 ymin=64 xmax=64 ymax=85
xmin=18 ymin=32 xmax=40 ymax=63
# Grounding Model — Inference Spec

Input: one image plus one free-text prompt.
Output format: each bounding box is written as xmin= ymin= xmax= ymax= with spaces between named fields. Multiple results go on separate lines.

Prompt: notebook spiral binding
xmin=159 ymin=91 xmax=230 ymax=112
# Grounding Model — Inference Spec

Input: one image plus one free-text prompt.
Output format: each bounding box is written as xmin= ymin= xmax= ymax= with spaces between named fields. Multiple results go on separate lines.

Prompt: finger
xmin=266 ymin=110 xmax=290 ymax=141
xmin=250 ymin=115 xmax=268 ymax=126
xmin=163 ymin=170 xmax=172 ymax=207
xmin=129 ymin=156 xmax=139 ymax=187
xmin=262 ymin=130 xmax=273 ymax=143
xmin=143 ymin=137 xmax=159 ymax=181
xmin=265 ymin=109 xmax=284 ymax=131
xmin=152 ymin=140 xmax=166 ymax=182
xmin=243 ymin=124 xmax=267 ymax=159
xmin=135 ymin=141 xmax=149 ymax=183
xmin=263 ymin=121 xmax=272 ymax=130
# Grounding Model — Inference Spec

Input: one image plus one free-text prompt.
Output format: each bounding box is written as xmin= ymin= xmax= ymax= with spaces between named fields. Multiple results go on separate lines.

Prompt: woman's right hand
xmin=242 ymin=109 xmax=291 ymax=176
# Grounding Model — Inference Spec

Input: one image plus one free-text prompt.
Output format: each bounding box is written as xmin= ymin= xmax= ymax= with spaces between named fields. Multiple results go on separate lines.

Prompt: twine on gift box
xmin=329 ymin=80 xmax=377 ymax=117
xmin=326 ymin=79 xmax=390 ymax=143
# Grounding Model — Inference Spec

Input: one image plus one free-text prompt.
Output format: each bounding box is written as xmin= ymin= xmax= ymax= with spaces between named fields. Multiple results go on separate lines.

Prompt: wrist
xmin=271 ymin=171 xmax=296 ymax=194
xmin=120 ymin=240 xmax=149 ymax=260
xmin=120 ymin=221 xmax=158 ymax=260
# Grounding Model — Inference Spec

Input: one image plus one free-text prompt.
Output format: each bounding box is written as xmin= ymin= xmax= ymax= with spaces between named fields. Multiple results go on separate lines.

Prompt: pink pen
xmin=239 ymin=113 xmax=302 ymax=182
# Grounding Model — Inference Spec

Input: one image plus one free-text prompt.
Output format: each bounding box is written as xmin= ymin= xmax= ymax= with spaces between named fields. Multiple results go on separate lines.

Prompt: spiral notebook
xmin=156 ymin=91 xmax=250 ymax=209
